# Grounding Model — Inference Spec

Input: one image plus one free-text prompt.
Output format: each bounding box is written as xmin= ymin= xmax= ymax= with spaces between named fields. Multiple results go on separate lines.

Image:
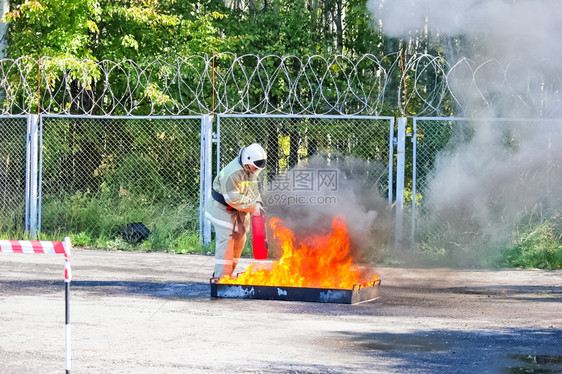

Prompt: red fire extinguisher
xmin=251 ymin=210 xmax=268 ymax=260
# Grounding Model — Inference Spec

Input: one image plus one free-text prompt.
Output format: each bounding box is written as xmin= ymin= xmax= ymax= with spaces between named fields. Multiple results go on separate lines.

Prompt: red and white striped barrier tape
xmin=0 ymin=239 xmax=66 ymax=254
xmin=0 ymin=238 xmax=71 ymax=282
xmin=0 ymin=237 xmax=72 ymax=373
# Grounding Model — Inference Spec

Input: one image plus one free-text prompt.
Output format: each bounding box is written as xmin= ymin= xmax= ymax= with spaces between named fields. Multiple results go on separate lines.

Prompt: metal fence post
xmin=411 ymin=118 xmax=418 ymax=244
xmin=25 ymin=114 xmax=39 ymax=238
xmin=215 ymin=115 xmax=222 ymax=177
xmin=199 ymin=117 xmax=205 ymax=240
xmin=202 ymin=115 xmax=213 ymax=247
xmin=388 ymin=117 xmax=395 ymax=204
xmin=38 ymin=115 xmax=43 ymax=235
xmin=394 ymin=117 xmax=407 ymax=247
xmin=25 ymin=116 xmax=30 ymax=233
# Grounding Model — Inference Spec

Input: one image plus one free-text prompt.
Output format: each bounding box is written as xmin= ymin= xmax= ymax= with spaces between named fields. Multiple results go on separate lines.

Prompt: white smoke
xmin=264 ymin=156 xmax=391 ymax=262
xmin=368 ymin=0 xmax=562 ymax=264
xmin=369 ymin=0 xmax=562 ymax=56
xmin=368 ymin=0 xmax=562 ymax=109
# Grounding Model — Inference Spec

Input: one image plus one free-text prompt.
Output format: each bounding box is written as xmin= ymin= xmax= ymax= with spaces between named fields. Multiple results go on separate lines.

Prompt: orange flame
xmin=218 ymin=216 xmax=378 ymax=289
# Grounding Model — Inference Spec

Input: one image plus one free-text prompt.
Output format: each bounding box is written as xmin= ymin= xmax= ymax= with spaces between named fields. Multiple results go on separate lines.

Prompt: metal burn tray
xmin=210 ymin=277 xmax=381 ymax=304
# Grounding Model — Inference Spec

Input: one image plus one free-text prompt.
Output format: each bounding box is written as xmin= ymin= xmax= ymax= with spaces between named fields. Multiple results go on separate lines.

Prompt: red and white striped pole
xmin=0 ymin=237 xmax=72 ymax=373
xmin=64 ymin=237 xmax=71 ymax=374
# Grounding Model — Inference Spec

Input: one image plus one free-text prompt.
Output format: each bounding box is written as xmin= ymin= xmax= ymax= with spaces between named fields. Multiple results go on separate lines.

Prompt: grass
xmin=407 ymin=211 xmax=562 ymax=270
xmin=0 ymin=188 xmax=259 ymax=259
xmin=4 ymin=189 xmax=561 ymax=270
xmin=35 ymin=189 xmax=212 ymax=254
xmin=501 ymin=221 xmax=562 ymax=270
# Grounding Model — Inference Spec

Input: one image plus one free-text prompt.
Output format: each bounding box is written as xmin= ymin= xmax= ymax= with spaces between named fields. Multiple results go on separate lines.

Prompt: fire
xmin=218 ymin=216 xmax=378 ymax=289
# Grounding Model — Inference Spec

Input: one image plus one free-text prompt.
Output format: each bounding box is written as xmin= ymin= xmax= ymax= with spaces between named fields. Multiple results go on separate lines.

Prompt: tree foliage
xmin=2 ymin=0 xmax=457 ymax=117
xmin=3 ymin=0 xmax=405 ymax=63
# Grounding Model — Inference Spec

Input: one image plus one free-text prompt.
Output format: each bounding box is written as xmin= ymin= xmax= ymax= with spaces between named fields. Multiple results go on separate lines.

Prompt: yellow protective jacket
xmin=205 ymin=157 xmax=262 ymax=235
xmin=212 ymin=158 xmax=262 ymax=213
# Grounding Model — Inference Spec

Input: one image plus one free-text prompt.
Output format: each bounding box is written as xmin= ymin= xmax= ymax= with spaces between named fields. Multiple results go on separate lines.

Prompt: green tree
xmin=4 ymin=0 xmax=233 ymax=60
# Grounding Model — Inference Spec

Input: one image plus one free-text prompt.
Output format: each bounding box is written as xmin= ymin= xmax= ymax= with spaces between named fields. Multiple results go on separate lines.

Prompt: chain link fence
xmin=215 ymin=115 xmax=395 ymax=259
xmin=410 ymin=118 xmax=562 ymax=263
xmin=409 ymin=118 xmax=473 ymax=247
xmin=4 ymin=112 xmax=559 ymax=258
xmin=0 ymin=116 xmax=27 ymax=233
xmin=38 ymin=115 xmax=203 ymax=249
xmin=217 ymin=115 xmax=394 ymax=196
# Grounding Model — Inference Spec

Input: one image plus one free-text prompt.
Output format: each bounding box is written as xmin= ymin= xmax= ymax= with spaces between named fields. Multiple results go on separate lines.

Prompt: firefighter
xmin=205 ymin=143 xmax=266 ymax=278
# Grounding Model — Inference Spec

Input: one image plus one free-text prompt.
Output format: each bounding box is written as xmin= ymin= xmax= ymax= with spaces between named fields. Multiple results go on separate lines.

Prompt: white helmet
xmin=240 ymin=143 xmax=267 ymax=170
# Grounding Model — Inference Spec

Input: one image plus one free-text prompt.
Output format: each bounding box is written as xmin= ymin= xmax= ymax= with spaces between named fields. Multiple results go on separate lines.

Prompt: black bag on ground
xmin=119 ymin=222 xmax=151 ymax=244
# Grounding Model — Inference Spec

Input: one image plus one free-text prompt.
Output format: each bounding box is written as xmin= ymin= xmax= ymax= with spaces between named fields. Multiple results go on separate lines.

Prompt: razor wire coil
xmin=0 ymin=54 xmax=558 ymax=117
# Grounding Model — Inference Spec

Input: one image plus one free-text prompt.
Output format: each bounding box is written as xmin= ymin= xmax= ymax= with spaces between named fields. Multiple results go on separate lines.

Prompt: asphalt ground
xmin=0 ymin=249 xmax=561 ymax=374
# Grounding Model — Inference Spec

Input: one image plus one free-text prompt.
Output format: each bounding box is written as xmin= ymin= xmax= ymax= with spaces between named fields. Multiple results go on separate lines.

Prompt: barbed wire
xmin=0 ymin=53 xmax=558 ymax=116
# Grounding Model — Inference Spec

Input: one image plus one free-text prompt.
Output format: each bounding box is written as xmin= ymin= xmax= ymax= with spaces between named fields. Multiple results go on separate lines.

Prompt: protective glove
xmin=252 ymin=202 xmax=264 ymax=216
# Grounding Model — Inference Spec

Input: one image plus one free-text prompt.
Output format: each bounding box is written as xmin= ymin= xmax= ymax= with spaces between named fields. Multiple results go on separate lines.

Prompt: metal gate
xmin=410 ymin=117 xmax=562 ymax=253
xmin=25 ymin=115 xmax=205 ymax=245
xmin=201 ymin=114 xmax=396 ymax=245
